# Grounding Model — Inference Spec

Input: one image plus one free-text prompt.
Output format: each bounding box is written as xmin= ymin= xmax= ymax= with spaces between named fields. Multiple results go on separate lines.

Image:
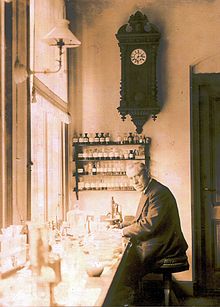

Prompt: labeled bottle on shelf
xmin=78 ymin=133 xmax=84 ymax=143
xmin=87 ymin=163 xmax=93 ymax=175
xmin=107 ymin=163 xmax=113 ymax=175
xmin=128 ymin=132 xmax=134 ymax=144
xmin=78 ymin=151 xmax=83 ymax=159
xmin=116 ymin=134 xmax=122 ymax=144
xmin=83 ymin=133 xmax=89 ymax=143
xmin=144 ymin=136 xmax=151 ymax=144
xmin=93 ymin=148 xmax=98 ymax=159
xmin=103 ymin=163 xmax=108 ymax=174
xmin=72 ymin=134 xmax=78 ymax=144
xmin=138 ymin=134 xmax=143 ymax=144
xmin=82 ymin=149 xmax=88 ymax=159
xmin=119 ymin=150 xmax=124 ymax=159
xmin=124 ymin=150 xmax=129 ymax=159
xmin=78 ymin=167 xmax=84 ymax=174
xmin=98 ymin=149 xmax=104 ymax=160
xmin=133 ymin=133 xmax=139 ymax=144
xmin=123 ymin=133 xmax=128 ymax=144
xmin=87 ymin=149 xmax=93 ymax=159
xmin=89 ymin=133 xmax=94 ymax=144
xmin=92 ymin=163 xmax=97 ymax=175
xmin=94 ymin=133 xmax=100 ymax=144
xmin=97 ymin=162 xmax=103 ymax=174
xmin=99 ymin=132 xmax=105 ymax=144
xmin=85 ymin=181 xmax=91 ymax=190
xmin=109 ymin=148 xmax=114 ymax=160
xmin=90 ymin=181 xmax=96 ymax=190
xmin=103 ymin=149 xmax=108 ymax=159
xmin=78 ymin=178 xmax=85 ymax=190
xmin=105 ymin=132 xmax=111 ymax=144
xmin=129 ymin=150 xmax=134 ymax=159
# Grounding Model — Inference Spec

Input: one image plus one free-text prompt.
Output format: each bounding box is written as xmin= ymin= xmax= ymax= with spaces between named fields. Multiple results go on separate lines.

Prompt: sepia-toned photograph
xmin=0 ymin=0 xmax=220 ymax=306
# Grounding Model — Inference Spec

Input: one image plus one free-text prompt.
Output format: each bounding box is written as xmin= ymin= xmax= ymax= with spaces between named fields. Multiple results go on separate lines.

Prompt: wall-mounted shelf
xmin=72 ymin=140 xmax=150 ymax=199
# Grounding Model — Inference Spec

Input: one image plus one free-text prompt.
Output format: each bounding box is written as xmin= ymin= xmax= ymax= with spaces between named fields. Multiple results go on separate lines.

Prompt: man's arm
xmin=120 ymin=216 xmax=136 ymax=228
xmin=122 ymin=188 xmax=171 ymax=240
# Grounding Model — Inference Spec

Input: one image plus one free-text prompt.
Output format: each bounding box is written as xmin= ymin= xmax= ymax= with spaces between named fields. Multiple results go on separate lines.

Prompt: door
xmin=192 ymin=73 xmax=220 ymax=294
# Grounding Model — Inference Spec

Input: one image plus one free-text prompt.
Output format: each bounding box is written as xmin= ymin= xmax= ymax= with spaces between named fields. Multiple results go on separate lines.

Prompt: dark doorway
xmin=191 ymin=72 xmax=220 ymax=295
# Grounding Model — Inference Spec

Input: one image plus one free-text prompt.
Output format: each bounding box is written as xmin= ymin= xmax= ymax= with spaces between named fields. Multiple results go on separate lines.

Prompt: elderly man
xmin=113 ymin=162 xmax=188 ymax=304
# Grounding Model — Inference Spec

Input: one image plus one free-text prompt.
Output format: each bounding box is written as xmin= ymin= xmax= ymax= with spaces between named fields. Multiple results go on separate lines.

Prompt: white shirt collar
xmin=143 ymin=177 xmax=152 ymax=194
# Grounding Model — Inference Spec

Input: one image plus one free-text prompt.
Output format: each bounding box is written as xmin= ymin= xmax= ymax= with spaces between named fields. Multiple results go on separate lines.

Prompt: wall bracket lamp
xmin=14 ymin=19 xmax=81 ymax=84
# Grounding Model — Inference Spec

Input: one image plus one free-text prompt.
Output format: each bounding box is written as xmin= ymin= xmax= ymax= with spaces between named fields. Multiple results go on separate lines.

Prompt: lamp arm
xmin=29 ymin=41 xmax=64 ymax=75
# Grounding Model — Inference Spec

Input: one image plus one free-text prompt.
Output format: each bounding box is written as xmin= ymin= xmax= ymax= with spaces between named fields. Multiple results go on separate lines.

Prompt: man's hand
xmin=108 ymin=227 xmax=123 ymax=236
xmin=108 ymin=224 xmax=120 ymax=230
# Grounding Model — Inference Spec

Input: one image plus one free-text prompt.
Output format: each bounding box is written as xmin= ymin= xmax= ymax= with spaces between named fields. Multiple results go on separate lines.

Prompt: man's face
xmin=127 ymin=167 xmax=149 ymax=192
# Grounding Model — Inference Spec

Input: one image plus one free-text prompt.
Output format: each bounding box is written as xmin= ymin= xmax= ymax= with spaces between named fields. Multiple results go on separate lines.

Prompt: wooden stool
xmin=140 ymin=256 xmax=189 ymax=306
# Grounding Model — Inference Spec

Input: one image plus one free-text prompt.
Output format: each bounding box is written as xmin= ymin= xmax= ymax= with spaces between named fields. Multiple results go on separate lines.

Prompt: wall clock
xmin=130 ymin=48 xmax=147 ymax=65
xmin=116 ymin=11 xmax=161 ymax=133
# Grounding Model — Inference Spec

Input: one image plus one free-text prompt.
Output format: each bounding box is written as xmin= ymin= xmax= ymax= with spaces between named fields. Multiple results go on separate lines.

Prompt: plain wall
xmin=68 ymin=0 xmax=220 ymax=282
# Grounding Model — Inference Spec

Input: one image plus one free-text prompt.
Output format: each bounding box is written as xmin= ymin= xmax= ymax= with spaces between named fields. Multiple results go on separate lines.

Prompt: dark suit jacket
xmin=122 ymin=179 xmax=188 ymax=264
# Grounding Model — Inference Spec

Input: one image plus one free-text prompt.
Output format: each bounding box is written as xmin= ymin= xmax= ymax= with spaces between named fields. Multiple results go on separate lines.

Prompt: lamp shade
xmin=43 ymin=19 xmax=81 ymax=48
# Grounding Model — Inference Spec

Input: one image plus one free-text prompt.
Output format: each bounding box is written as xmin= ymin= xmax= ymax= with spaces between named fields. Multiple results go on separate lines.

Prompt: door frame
xmin=191 ymin=70 xmax=220 ymax=295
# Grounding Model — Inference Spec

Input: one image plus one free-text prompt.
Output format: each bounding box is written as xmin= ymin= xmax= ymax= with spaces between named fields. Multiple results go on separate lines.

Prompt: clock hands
xmin=130 ymin=48 xmax=147 ymax=65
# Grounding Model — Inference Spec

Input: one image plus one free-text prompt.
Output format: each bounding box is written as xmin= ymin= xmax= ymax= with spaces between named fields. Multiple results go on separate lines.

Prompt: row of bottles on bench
xmin=76 ymin=161 xmax=127 ymax=176
xmin=76 ymin=177 xmax=134 ymax=191
xmin=72 ymin=132 xmax=150 ymax=145
xmin=76 ymin=147 xmax=145 ymax=160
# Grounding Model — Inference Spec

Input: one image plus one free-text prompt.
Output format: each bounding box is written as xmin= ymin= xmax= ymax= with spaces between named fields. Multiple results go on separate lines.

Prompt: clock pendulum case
xmin=116 ymin=11 xmax=161 ymax=133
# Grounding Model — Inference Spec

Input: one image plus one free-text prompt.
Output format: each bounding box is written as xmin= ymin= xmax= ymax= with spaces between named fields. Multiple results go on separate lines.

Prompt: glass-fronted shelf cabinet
xmin=72 ymin=136 xmax=151 ymax=199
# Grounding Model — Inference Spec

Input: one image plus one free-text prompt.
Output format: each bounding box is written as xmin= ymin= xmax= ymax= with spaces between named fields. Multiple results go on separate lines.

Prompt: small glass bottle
xmin=143 ymin=136 xmax=150 ymax=144
xmin=116 ymin=134 xmax=122 ymax=144
xmin=72 ymin=134 xmax=78 ymax=144
xmin=98 ymin=149 xmax=103 ymax=160
xmin=78 ymin=133 xmax=84 ymax=144
xmin=103 ymin=149 xmax=108 ymax=160
xmin=129 ymin=150 xmax=134 ymax=159
xmin=88 ymin=149 xmax=93 ymax=160
xmin=87 ymin=162 xmax=93 ymax=175
xmin=78 ymin=151 xmax=83 ymax=159
xmin=133 ymin=133 xmax=139 ymax=144
xmin=138 ymin=134 xmax=143 ymax=144
xmin=99 ymin=163 xmax=103 ymax=174
xmin=103 ymin=163 xmax=108 ymax=174
xmin=128 ymin=132 xmax=134 ymax=144
xmin=83 ymin=133 xmax=89 ymax=143
xmin=78 ymin=167 xmax=84 ymax=174
xmin=123 ymin=133 xmax=128 ymax=144
xmin=85 ymin=181 xmax=91 ymax=190
xmin=93 ymin=148 xmax=98 ymax=159
xmin=108 ymin=163 xmax=113 ymax=175
xmin=99 ymin=132 xmax=105 ymax=144
xmin=96 ymin=162 xmax=100 ymax=174
xmin=109 ymin=148 xmax=114 ymax=160
xmin=92 ymin=164 xmax=97 ymax=175
xmin=105 ymin=133 xmax=111 ymax=144
xmin=114 ymin=148 xmax=119 ymax=159
xmin=89 ymin=133 xmax=94 ymax=144
xmin=94 ymin=133 xmax=100 ymax=144
xmin=90 ymin=181 xmax=96 ymax=190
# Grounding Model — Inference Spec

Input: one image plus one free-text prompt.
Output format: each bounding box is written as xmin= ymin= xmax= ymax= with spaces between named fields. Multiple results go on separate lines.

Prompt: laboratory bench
xmin=0 ymin=229 xmax=131 ymax=306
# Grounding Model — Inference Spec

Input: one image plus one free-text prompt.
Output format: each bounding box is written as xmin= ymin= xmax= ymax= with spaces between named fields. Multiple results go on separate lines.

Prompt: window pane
xmin=31 ymin=95 xmax=68 ymax=223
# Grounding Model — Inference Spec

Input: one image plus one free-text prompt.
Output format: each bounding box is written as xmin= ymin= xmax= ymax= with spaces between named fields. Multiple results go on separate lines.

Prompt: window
xmin=31 ymin=84 xmax=70 ymax=223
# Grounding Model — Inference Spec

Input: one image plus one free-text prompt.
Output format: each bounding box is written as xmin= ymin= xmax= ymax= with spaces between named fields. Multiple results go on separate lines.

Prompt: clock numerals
xmin=130 ymin=48 xmax=147 ymax=65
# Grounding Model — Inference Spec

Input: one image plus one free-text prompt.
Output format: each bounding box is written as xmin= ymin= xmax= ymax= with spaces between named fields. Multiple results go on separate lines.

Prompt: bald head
xmin=126 ymin=162 xmax=150 ymax=192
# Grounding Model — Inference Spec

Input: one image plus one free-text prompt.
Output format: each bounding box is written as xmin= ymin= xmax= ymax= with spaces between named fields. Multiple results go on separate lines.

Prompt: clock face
xmin=130 ymin=48 xmax=147 ymax=65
